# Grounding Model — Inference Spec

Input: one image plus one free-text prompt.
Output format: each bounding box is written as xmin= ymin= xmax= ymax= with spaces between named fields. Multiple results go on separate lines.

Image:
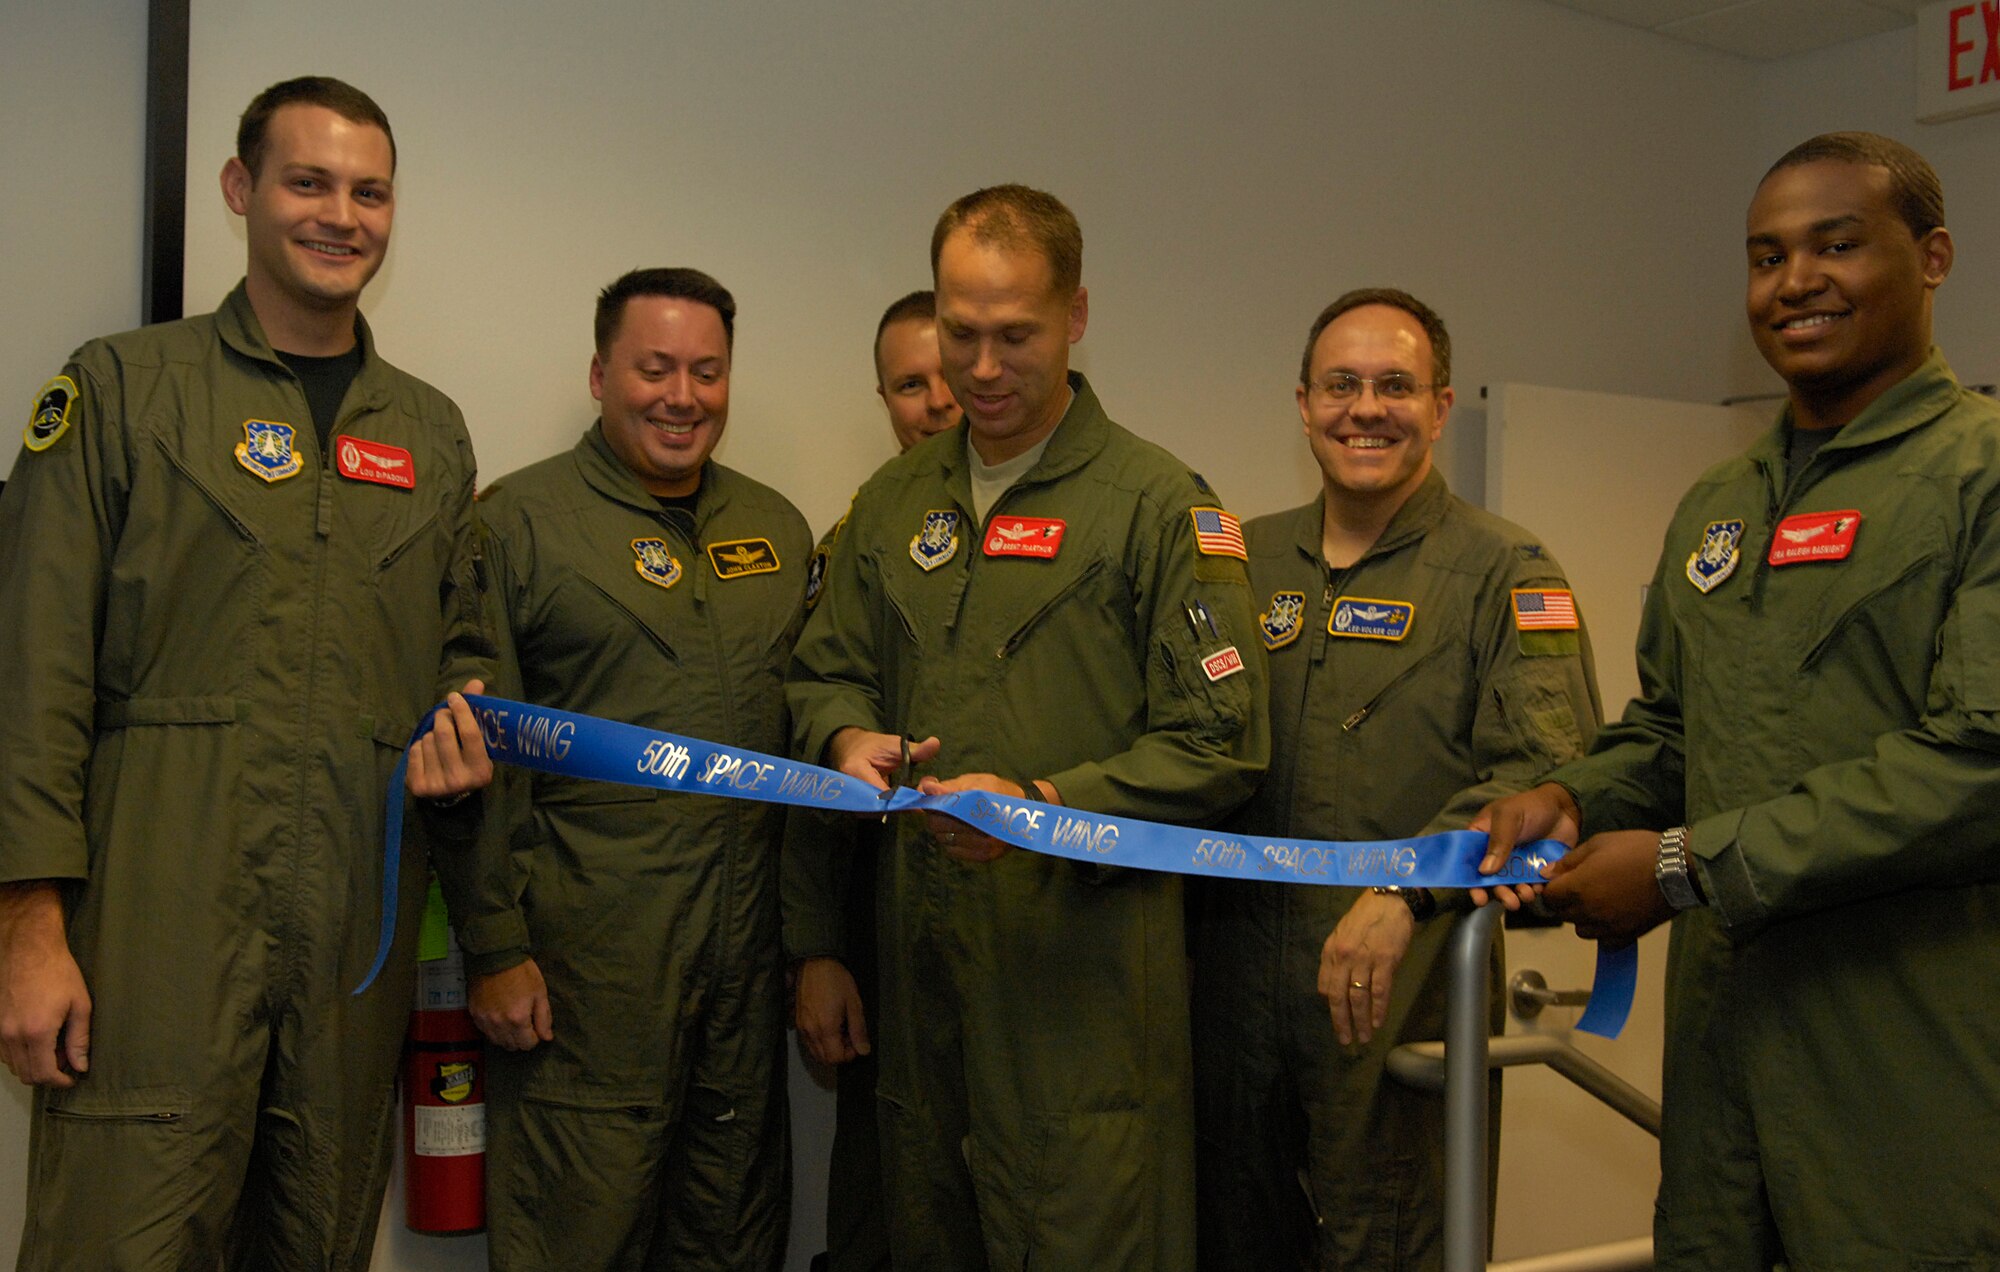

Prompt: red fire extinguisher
xmin=404 ymin=877 xmax=486 ymax=1235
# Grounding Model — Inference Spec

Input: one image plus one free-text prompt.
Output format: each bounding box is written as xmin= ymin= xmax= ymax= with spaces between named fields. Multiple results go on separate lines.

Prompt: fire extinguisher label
xmin=414 ymin=1102 xmax=486 ymax=1157
xmin=432 ymin=1061 xmax=477 ymax=1103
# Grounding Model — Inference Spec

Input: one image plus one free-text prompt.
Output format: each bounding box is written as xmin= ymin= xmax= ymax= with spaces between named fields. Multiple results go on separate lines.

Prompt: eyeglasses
xmin=1310 ymin=373 xmax=1433 ymax=403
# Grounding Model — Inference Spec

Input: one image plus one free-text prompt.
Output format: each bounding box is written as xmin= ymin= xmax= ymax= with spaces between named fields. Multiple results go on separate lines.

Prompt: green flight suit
xmin=0 ymin=282 xmax=488 ymax=1270
xmin=787 ymin=373 xmax=1270 ymax=1271
xmin=1189 ymin=473 xmax=1600 ymax=1270
xmin=785 ymin=514 xmax=894 ymax=1272
xmin=459 ymin=426 xmax=809 ymax=1271
xmin=1548 ymin=352 xmax=2000 ymax=1270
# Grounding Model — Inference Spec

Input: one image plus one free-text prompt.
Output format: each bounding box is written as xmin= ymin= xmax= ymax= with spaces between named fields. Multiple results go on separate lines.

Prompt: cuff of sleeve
xmin=458 ymin=909 xmax=532 ymax=963
xmin=1687 ymin=808 xmax=1760 ymax=932
xmin=466 ymin=946 xmax=530 ymax=978
xmin=783 ymin=912 xmax=848 ymax=963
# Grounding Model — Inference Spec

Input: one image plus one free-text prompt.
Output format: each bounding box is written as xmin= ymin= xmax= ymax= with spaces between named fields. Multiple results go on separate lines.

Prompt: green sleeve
xmin=0 ymin=358 xmax=129 ymax=885
xmin=1546 ymin=536 xmax=1690 ymax=837
xmin=434 ymin=513 xmax=533 ymax=976
xmin=1424 ymin=558 xmax=1603 ymax=836
xmin=1042 ymin=489 xmax=1270 ymax=824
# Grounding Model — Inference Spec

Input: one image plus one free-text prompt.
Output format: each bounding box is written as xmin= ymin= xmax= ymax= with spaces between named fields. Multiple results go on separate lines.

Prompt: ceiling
xmin=1542 ymin=0 xmax=1930 ymax=60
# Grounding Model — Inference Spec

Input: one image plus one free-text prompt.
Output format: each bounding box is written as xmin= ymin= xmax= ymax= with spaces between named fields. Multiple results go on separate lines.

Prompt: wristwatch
xmin=1371 ymin=885 xmax=1437 ymax=921
xmin=1654 ymin=826 xmax=1705 ymax=910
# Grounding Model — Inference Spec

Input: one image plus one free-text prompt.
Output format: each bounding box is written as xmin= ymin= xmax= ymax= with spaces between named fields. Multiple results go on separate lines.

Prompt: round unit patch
xmin=26 ymin=376 xmax=78 ymax=452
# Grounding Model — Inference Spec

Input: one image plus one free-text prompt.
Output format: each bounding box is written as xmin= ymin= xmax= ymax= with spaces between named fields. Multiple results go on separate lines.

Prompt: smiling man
xmin=0 ymin=77 xmax=491 ymax=1269
xmin=1190 ymin=291 xmax=1599 ymax=1269
xmin=1477 ymin=134 xmax=2000 ymax=1267
xmin=455 ymin=267 xmax=808 ymax=1270
xmin=787 ymin=185 xmax=1268 ymax=1269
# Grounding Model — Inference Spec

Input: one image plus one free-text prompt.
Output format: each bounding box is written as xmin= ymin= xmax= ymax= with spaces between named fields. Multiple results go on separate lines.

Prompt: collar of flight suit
xmin=932 ymin=371 xmax=1111 ymax=507
xmin=1753 ymin=347 xmax=1964 ymax=475
xmin=1290 ymin=464 xmax=1453 ymax=571
xmin=574 ymin=420 xmax=735 ymax=529
xmin=212 ymin=278 xmax=394 ymax=415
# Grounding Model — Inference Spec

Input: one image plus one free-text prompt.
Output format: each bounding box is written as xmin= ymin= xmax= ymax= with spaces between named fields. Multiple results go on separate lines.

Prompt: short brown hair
xmin=1299 ymin=288 xmax=1452 ymax=388
xmin=874 ymin=290 xmax=935 ymax=374
xmin=237 ymin=76 xmax=395 ymax=180
xmin=595 ymin=267 xmax=737 ymax=356
xmin=930 ymin=185 xmax=1082 ymax=296
xmin=1763 ymin=132 xmax=1943 ymax=238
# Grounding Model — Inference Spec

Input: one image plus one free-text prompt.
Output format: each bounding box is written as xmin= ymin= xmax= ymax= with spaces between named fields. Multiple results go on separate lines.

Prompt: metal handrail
xmin=1388 ymin=906 xmax=1662 ymax=1272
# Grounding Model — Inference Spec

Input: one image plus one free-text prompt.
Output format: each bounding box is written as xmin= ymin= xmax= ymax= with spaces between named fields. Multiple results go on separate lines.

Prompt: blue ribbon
xmin=359 ymin=694 xmax=1635 ymax=1037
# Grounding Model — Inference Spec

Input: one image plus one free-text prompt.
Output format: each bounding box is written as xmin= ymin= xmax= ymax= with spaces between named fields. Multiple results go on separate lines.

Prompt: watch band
xmin=1371 ymin=885 xmax=1437 ymax=922
xmin=1654 ymin=826 xmax=1704 ymax=910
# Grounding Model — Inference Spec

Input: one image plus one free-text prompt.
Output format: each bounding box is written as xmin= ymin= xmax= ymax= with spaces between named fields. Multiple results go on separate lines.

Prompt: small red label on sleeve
xmin=983 ymin=516 xmax=1066 ymax=559
xmin=335 ymin=435 xmax=416 ymax=489
xmin=1201 ymin=645 xmax=1245 ymax=682
xmin=1768 ymin=510 xmax=1860 ymax=566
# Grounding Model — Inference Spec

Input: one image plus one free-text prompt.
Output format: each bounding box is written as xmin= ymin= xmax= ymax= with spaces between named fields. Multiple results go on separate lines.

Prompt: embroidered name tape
xmin=708 ymin=538 xmax=781 ymax=578
xmin=1768 ymin=510 xmax=1861 ymax=567
xmin=336 ymin=435 xmax=415 ymax=489
xmin=359 ymin=696 xmax=1635 ymax=1040
xmin=984 ymin=516 xmax=1065 ymax=559
xmin=1331 ymin=597 xmax=1414 ymax=641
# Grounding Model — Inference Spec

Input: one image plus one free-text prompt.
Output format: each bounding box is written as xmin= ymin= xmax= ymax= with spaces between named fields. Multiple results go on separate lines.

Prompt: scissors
xmin=880 ymin=734 xmax=912 ymax=822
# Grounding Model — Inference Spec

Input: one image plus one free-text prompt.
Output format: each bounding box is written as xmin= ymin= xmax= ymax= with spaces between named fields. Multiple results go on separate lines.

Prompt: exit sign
xmin=1919 ymin=1 xmax=2000 ymax=122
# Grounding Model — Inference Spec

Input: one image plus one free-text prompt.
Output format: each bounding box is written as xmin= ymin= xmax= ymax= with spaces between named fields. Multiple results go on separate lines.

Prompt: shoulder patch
xmin=26 ymin=376 xmax=78 ymax=452
xmin=1188 ymin=470 xmax=1214 ymax=496
xmin=1190 ymin=507 xmax=1246 ymax=560
xmin=708 ymin=537 xmax=781 ymax=579
xmin=1512 ymin=588 xmax=1578 ymax=631
xmin=805 ymin=543 xmax=831 ymax=610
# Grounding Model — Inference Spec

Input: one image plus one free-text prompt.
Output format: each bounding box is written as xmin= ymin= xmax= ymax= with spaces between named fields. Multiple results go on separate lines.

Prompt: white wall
xmin=0 ymin=0 xmax=148 ymax=1252
xmin=11 ymin=0 xmax=1991 ymax=1268
xmin=0 ymin=0 xmax=147 ymax=482
xmin=178 ymin=0 xmax=1764 ymax=541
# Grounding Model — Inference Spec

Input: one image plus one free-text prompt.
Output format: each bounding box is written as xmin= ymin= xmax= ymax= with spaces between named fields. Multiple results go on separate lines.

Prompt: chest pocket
xmin=1792 ymin=507 xmax=1949 ymax=681
xmin=543 ymin=555 xmax=684 ymax=671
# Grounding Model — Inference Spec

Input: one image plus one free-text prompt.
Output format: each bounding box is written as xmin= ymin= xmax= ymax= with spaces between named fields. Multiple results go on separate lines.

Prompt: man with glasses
xmin=1190 ymin=289 xmax=1599 ymax=1269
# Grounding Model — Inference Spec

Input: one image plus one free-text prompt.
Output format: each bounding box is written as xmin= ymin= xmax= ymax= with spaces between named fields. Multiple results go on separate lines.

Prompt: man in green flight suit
xmin=0 ymin=77 xmax=492 ymax=1269
xmin=454 ymin=268 xmax=809 ymax=1270
xmin=787 ymin=185 xmax=1269 ymax=1270
xmin=1478 ymin=134 xmax=2000 ymax=1268
xmin=1190 ymin=289 xmax=1600 ymax=1269
xmin=788 ymin=288 xmax=959 ymax=1272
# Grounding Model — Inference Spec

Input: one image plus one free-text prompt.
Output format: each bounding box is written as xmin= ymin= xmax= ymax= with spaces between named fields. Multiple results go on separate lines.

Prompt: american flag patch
xmin=1190 ymin=507 xmax=1246 ymax=559
xmin=1512 ymin=589 xmax=1578 ymax=631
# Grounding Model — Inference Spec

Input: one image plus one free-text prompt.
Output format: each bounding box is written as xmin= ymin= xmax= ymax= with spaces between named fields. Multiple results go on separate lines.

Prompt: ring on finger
xmin=1350 ymin=980 xmax=1367 ymax=991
